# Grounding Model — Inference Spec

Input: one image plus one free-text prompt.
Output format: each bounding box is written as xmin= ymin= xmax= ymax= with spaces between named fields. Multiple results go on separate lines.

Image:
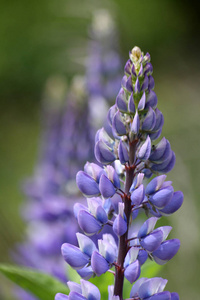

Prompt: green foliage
xmin=0 ymin=264 xmax=68 ymax=300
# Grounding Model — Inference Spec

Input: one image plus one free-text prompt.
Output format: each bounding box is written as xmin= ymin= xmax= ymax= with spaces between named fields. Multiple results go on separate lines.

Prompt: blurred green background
xmin=0 ymin=0 xmax=200 ymax=299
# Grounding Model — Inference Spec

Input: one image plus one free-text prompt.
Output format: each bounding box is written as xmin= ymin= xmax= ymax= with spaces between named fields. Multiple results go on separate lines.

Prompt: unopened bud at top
xmin=130 ymin=46 xmax=142 ymax=62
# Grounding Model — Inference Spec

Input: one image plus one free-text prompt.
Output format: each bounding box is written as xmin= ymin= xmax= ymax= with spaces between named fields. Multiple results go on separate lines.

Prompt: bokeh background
xmin=0 ymin=0 xmax=200 ymax=299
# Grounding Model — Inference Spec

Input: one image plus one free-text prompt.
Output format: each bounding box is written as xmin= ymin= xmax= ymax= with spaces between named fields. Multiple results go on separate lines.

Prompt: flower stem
xmin=113 ymin=140 xmax=137 ymax=299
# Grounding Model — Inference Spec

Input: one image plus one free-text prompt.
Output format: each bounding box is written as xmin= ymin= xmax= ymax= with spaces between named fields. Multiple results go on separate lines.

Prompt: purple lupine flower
xmin=58 ymin=46 xmax=183 ymax=299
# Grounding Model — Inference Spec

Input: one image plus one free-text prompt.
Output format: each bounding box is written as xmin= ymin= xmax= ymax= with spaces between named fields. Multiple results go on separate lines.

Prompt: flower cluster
xmin=56 ymin=47 xmax=183 ymax=300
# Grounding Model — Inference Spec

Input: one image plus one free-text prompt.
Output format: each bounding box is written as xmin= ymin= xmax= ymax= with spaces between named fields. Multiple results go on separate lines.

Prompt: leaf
xmin=0 ymin=264 xmax=68 ymax=300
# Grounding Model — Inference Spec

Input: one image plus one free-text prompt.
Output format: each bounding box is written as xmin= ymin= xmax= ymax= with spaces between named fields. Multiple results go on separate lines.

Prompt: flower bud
xmin=131 ymin=110 xmax=140 ymax=135
xmin=140 ymin=229 xmax=163 ymax=252
xmin=95 ymin=140 xmax=116 ymax=164
xmin=141 ymin=74 xmax=149 ymax=91
xmin=142 ymin=107 xmax=156 ymax=131
xmin=134 ymin=77 xmax=140 ymax=93
xmin=116 ymin=88 xmax=127 ymax=112
xmin=145 ymin=90 xmax=157 ymax=109
xmin=128 ymin=93 xmax=135 ymax=113
xmin=113 ymin=214 xmax=127 ymax=236
xmin=76 ymin=171 xmax=100 ymax=197
xmin=78 ymin=210 xmax=102 ymax=236
xmin=61 ymin=243 xmax=89 ymax=269
xmin=112 ymin=111 xmax=127 ymax=136
xmin=149 ymin=186 xmax=174 ymax=209
xmin=99 ymin=174 xmax=116 ymax=198
xmin=91 ymin=251 xmax=109 ymax=276
xmin=131 ymin=184 xmax=145 ymax=205
xmin=138 ymin=92 xmax=146 ymax=111
xmin=137 ymin=136 xmax=151 ymax=161
xmin=124 ymin=59 xmax=132 ymax=75
xmin=124 ymin=260 xmax=140 ymax=284
xmin=126 ymin=76 xmax=133 ymax=92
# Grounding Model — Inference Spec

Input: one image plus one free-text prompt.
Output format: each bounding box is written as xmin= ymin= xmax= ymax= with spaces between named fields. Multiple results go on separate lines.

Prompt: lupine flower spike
xmin=56 ymin=46 xmax=183 ymax=300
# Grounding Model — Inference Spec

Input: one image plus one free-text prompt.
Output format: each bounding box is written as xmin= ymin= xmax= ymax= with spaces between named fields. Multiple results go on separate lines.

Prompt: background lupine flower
xmin=57 ymin=46 xmax=183 ymax=300
xmin=13 ymin=9 xmax=122 ymax=299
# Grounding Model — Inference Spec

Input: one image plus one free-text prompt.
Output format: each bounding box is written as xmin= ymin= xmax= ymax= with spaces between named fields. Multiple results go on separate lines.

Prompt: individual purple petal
xmin=95 ymin=204 xmax=108 ymax=224
xmin=124 ymin=247 xmax=139 ymax=268
xmin=155 ymin=226 xmax=172 ymax=242
xmin=78 ymin=210 xmax=102 ymax=235
xmin=76 ymin=233 xmax=97 ymax=257
xmin=128 ymin=93 xmax=135 ymax=113
xmin=84 ymin=162 xmax=103 ymax=183
xmin=171 ymin=292 xmax=179 ymax=300
xmin=142 ymin=107 xmax=156 ymax=131
xmin=148 ymin=75 xmax=155 ymax=90
xmin=145 ymin=90 xmax=158 ymax=109
xmin=81 ymin=279 xmax=101 ymax=300
xmin=131 ymin=110 xmax=140 ymax=134
xmin=112 ymin=111 xmax=127 ymax=136
xmin=118 ymin=140 xmax=129 ymax=165
xmin=131 ymin=184 xmax=145 ymax=205
xmin=149 ymin=138 xmax=169 ymax=162
xmin=55 ymin=293 xmax=69 ymax=300
xmin=124 ymin=59 xmax=132 ymax=75
xmin=138 ymin=217 xmax=158 ymax=238
xmin=95 ymin=140 xmax=116 ymax=164
xmin=138 ymin=92 xmax=146 ymax=111
xmin=113 ymin=214 xmax=127 ymax=236
xmin=150 ymin=186 xmax=174 ymax=209
xmin=74 ymin=203 xmax=88 ymax=219
xmin=106 ymin=165 xmax=121 ymax=188
xmin=67 ymin=281 xmax=81 ymax=293
xmin=138 ymin=277 xmax=167 ymax=299
xmin=144 ymin=62 xmax=153 ymax=75
xmin=157 ymin=152 xmax=176 ymax=173
xmin=160 ymin=191 xmax=184 ymax=215
xmin=91 ymin=251 xmax=109 ymax=276
xmin=68 ymin=292 xmax=86 ymax=300
xmin=98 ymin=239 xmax=117 ymax=264
xmin=150 ymin=128 xmax=162 ymax=140
xmin=146 ymin=175 xmax=167 ymax=195
xmin=107 ymin=105 xmax=118 ymax=126
xmin=141 ymin=74 xmax=149 ymax=91
xmin=146 ymin=291 xmax=171 ymax=300
xmin=124 ymin=260 xmax=140 ymax=284
xmin=126 ymin=75 xmax=133 ymax=92
xmin=76 ymin=171 xmax=100 ymax=197
xmin=134 ymin=77 xmax=140 ymax=93
xmin=99 ymin=174 xmax=116 ymax=198
xmin=131 ymin=64 xmax=137 ymax=76
xmin=116 ymin=88 xmax=127 ymax=112
xmin=152 ymin=239 xmax=180 ymax=265
xmin=137 ymin=136 xmax=151 ymax=161
xmin=137 ymin=249 xmax=148 ymax=265
xmin=138 ymin=64 xmax=143 ymax=76
xmin=121 ymin=75 xmax=128 ymax=90
xmin=130 ymin=173 xmax=144 ymax=190
xmin=61 ymin=243 xmax=89 ymax=269
xmin=140 ymin=230 xmax=163 ymax=252
xmin=144 ymin=52 xmax=151 ymax=62
xmin=77 ymin=266 xmax=94 ymax=280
